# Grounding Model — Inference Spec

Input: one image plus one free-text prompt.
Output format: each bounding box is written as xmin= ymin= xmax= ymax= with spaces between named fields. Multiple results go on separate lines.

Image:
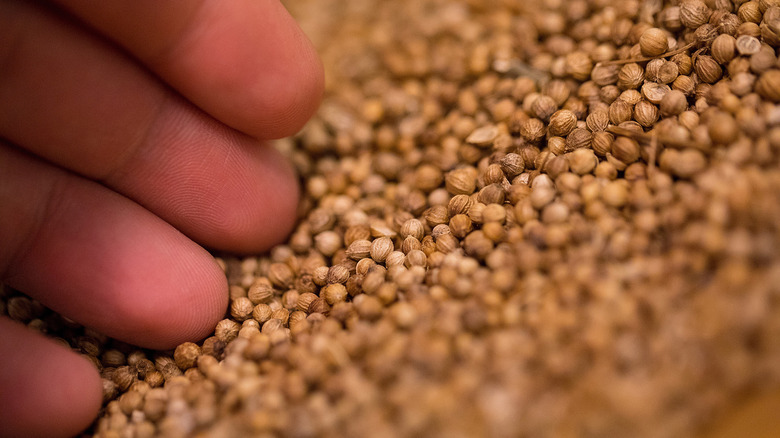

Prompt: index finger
xmin=50 ymin=0 xmax=324 ymax=140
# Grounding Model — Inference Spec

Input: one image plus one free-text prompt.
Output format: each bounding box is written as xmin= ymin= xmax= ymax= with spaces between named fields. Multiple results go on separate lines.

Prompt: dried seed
xmin=370 ymin=237 xmax=395 ymax=263
xmin=639 ymin=28 xmax=669 ymax=57
xmin=694 ymin=55 xmax=723 ymax=84
xmin=465 ymin=125 xmax=499 ymax=147
xmin=173 ymin=343 xmax=200 ymax=371
xmin=548 ymin=110 xmax=578 ymax=137
xmin=680 ymin=0 xmax=711 ymax=29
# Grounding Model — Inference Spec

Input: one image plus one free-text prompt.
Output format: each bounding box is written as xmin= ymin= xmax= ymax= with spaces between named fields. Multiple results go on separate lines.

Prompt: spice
xmin=173 ymin=343 xmax=201 ymax=371
xmin=25 ymin=2 xmax=780 ymax=438
xmin=639 ymin=28 xmax=670 ymax=57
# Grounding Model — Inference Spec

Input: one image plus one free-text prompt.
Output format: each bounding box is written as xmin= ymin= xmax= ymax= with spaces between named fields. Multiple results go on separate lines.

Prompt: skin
xmin=0 ymin=0 xmax=324 ymax=436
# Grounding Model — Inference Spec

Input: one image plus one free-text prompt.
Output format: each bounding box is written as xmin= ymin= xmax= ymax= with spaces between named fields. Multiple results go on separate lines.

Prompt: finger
xmin=0 ymin=0 xmax=300 ymax=254
xmin=0 ymin=144 xmax=228 ymax=349
xmin=51 ymin=0 xmax=324 ymax=140
xmin=0 ymin=318 xmax=102 ymax=438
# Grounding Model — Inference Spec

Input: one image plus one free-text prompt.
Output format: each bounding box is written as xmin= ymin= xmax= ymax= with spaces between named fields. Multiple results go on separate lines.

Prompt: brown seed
xmin=482 ymin=222 xmax=507 ymax=243
xmin=446 ymin=195 xmax=472 ymax=217
xmin=749 ymin=46 xmax=777 ymax=74
xmin=466 ymin=125 xmax=499 ymax=147
xmin=307 ymin=208 xmax=335 ymax=235
xmin=370 ymin=237 xmax=395 ymax=262
xmin=586 ymin=109 xmax=609 ymax=132
xmin=268 ymin=262 xmax=294 ymax=289
xmin=230 ymin=297 xmax=254 ymax=321
xmin=413 ymin=164 xmax=444 ymax=192
xmin=247 ymin=277 xmax=274 ymax=305
xmin=545 ymin=155 xmax=569 ymax=178
xmin=483 ymin=163 xmax=506 ymax=186
xmin=424 ymin=205 xmax=450 ymax=227
xmin=657 ymin=61 xmax=679 ymax=85
xmin=327 ymin=264 xmax=351 ymax=284
xmin=401 ymin=235 xmax=421 ymax=254
xmin=711 ymin=34 xmax=736 ymax=64
xmin=609 ymin=99 xmax=633 ymax=125
xmin=617 ymin=63 xmax=645 ymax=90
xmin=499 ymin=153 xmax=525 ymax=178
xmin=252 ymin=303 xmax=273 ymax=323
xmin=531 ymin=95 xmax=558 ymax=120
xmin=482 ymin=204 xmax=507 ymax=224
xmin=661 ymin=5 xmax=683 ymax=30
xmin=611 ymin=137 xmax=641 ymax=164
xmin=634 ymin=100 xmax=659 ymax=127
xmin=547 ymin=136 xmax=566 ymax=156
xmin=678 ymin=111 xmax=700 ymax=131
xmin=642 ymin=82 xmax=671 ymax=104
xmin=660 ymin=90 xmax=688 ymax=116
xmin=322 ymin=283 xmax=348 ymax=305
xmin=674 ymin=149 xmax=708 ymax=177
xmin=735 ymin=35 xmax=761 ymax=56
xmin=449 ymin=214 xmax=473 ymax=238
xmin=565 ymin=51 xmax=593 ymax=81
xmin=519 ymin=118 xmax=546 ymax=145
xmin=602 ymin=180 xmax=629 ymax=207
xmin=214 ymin=319 xmax=240 ymax=342
xmin=354 ymin=295 xmax=383 ymax=320
xmin=543 ymin=80 xmax=571 ymax=106
xmin=101 ymin=378 xmax=118 ymax=403
xmin=478 ymin=184 xmax=506 ymax=205
xmin=343 ymin=224 xmax=371 ymax=246
xmin=386 ymin=250 xmax=406 ymax=267
xmin=591 ymin=63 xmax=619 ymax=86
xmin=600 ymin=84 xmax=621 ymax=104
xmin=639 ymin=28 xmax=669 ymax=57
xmin=132 ymin=358 xmax=154 ymax=379
xmin=602 ymin=155 xmax=626 ymax=173
xmin=756 ymin=70 xmax=780 ymax=102
xmin=738 ymin=21 xmax=762 ymax=38
xmin=548 ymin=110 xmax=578 ymax=137
xmin=592 ymin=131 xmax=614 ymax=157
xmin=260 ymin=318 xmax=283 ymax=335
xmin=101 ymin=350 xmax=126 ymax=368
xmin=694 ymin=55 xmax=723 ymax=84
xmin=445 ymin=167 xmax=477 ymax=195
xmin=435 ymin=233 xmax=460 ymax=253
xmin=672 ymin=75 xmax=696 ymax=96
xmin=738 ymin=1 xmax=762 ymax=22
xmin=671 ymin=53 xmax=694 ymax=75
xmin=567 ymin=149 xmax=598 ymax=175
xmin=708 ymin=111 xmax=739 ymax=144
xmin=113 ymin=366 xmax=137 ymax=392
xmin=564 ymin=128 xmax=592 ymax=152
xmin=315 ymin=230 xmax=343 ymax=256
xmin=346 ymin=239 xmax=372 ymax=260
xmin=282 ymin=289 xmax=301 ymax=312
xmin=296 ymin=292 xmax=318 ymax=312
xmin=680 ymin=0 xmax=711 ymax=28
xmin=173 ymin=342 xmax=200 ymax=371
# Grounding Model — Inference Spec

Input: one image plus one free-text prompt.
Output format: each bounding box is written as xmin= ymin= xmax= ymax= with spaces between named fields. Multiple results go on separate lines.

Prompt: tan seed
xmin=370 ymin=237 xmax=395 ymax=262
xmin=639 ymin=28 xmax=669 ymax=57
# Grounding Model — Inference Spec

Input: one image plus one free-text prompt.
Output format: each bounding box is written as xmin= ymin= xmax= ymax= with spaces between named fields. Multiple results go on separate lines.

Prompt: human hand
xmin=0 ymin=1 xmax=323 ymax=436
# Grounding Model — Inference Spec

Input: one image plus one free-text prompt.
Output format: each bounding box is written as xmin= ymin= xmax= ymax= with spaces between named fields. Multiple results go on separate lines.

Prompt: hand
xmin=0 ymin=1 xmax=323 ymax=436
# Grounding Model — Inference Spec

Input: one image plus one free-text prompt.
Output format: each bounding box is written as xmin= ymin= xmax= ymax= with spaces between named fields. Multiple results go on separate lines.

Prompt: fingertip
xmin=0 ymin=318 xmax=102 ymax=438
xmin=102 ymin=242 xmax=229 ymax=350
xmin=247 ymin=35 xmax=325 ymax=140
xmin=2 ymin=159 xmax=229 ymax=350
xmin=156 ymin=0 xmax=325 ymax=140
xmin=197 ymin=142 xmax=301 ymax=254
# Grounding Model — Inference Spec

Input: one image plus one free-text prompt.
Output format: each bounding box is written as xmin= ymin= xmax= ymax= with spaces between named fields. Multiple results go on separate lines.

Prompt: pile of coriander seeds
xmin=5 ymin=0 xmax=780 ymax=436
